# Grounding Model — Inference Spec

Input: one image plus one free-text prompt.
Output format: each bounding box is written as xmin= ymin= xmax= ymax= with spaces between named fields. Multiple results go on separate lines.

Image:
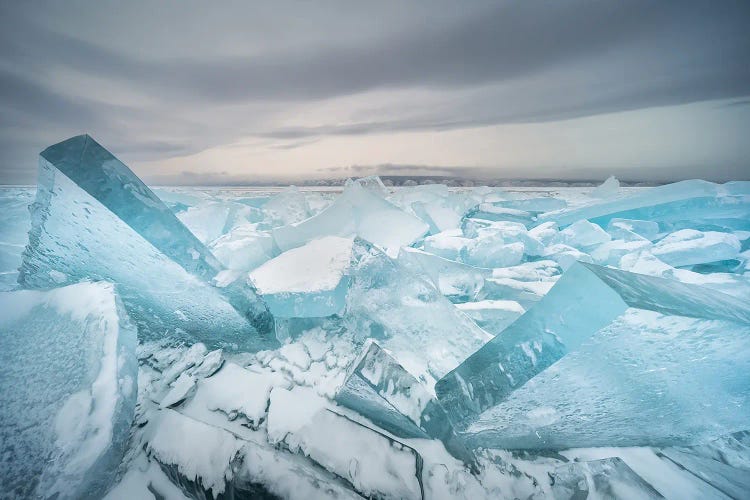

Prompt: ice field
xmin=1 ymin=135 xmax=749 ymax=499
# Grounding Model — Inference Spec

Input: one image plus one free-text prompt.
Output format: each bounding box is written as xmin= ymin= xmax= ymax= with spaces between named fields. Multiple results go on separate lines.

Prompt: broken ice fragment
xmin=539 ymin=179 xmax=750 ymax=230
xmin=658 ymin=449 xmax=750 ymax=499
xmin=607 ymin=218 xmax=660 ymax=241
xmin=272 ymin=182 xmax=428 ymax=255
xmin=268 ymin=386 xmax=424 ymax=499
xmin=589 ymin=175 xmax=621 ymax=198
xmin=345 ymin=239 xmax=491 ymax=390
xmin=652 ymin=229 xmax=741 ymax=267
xmin=558 ymin=219 xmax=611 ymax=249
xmin=37 ymin=135 xmax=220 ymax=279
xmin=335 ymin=340 xmax=474 ymax=464
xmin=491 ymin=197 xmax=567 ymax=214
xmin=398 ymin=247 xmax=485 ymax=302
xmin=467 ymin=203 xmax=535 ymax=225
xmin=263 ymin=185 xmax=312 ymax=227
xmin=436 ymin=262 xmax=750 ymax=430
xmin=249 ymin=236 xmax=354 ymax=318
xmin=550 ymin=457 xmax=663 ymax=500
xmin=0 ymin=282 xmax=137 ymax=499
xmin=20 ymin=135 xmax=275 ymax=350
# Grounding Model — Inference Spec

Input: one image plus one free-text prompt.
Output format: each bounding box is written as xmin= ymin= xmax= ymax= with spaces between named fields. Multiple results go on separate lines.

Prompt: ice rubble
xmin=19 ymin=135 xmax=275 ymax=350
xmin=0 ymin=282 xmax=137 ymax=499
xmin=4 ymin=147 xmax=750 ymax=499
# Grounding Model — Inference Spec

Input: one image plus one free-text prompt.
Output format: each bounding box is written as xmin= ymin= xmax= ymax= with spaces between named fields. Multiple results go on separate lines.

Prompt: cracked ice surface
xmin=3 ymin=154 xmax=750 ymax=499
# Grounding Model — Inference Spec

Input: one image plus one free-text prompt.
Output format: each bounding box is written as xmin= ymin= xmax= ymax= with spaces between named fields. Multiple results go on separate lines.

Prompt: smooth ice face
xmin=0 ymin=282 xmax=137 ymax=499
xmin=464 ymin=308 xmax=750 ymax=450
xmin=249 ymin=236 xmax=354 ymax=318
xmin=397 ymin=247 xmax=485 ymax=302
xmin=272 ymin=183 xmax=428 ymax=255
xmin=652 ymin=229 xmax=741 ymax=267
xmin=37 ymin=135 xmax=221 ymax=280
xmin=20 ymin=135 xmax=275 ymax=350
xmin=345 ymin=239 xmax=491 ymax=390
xmin=435 ymin=262 xmax=750 ymax=428
xmin=539 ymin=179 xmax=750 ymax=230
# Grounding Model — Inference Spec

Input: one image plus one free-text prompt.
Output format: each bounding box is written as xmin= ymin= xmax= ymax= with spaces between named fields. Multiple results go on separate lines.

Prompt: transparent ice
xmin=19 ymin=135 xmax=275 ymax=350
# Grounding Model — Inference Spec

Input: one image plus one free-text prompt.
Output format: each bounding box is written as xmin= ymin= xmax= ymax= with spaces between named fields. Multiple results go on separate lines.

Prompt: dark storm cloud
xmin=1 ymin=0 xmax=749 ymax=182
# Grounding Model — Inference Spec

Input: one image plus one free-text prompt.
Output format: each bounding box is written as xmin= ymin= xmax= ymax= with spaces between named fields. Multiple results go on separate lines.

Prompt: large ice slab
xmin=334 ymin=340 xmax=474 ymax=464
xmin=465 ymin=308 xmax=750 ymax=450
xmin=0 ymin=282 xmax=137 ymax=499
xmin=345 ymin=239 xmax=491 ymax=390
xmin=652 ymin=229 xmax=741 ymax=267
xmin=436 ymin=262 xmax=750 ymax=431
xmin=249 ymin=236 xmax=354 ymax=317
xmin=272 ymin=183 xmax=428 ymax=255
xmin=20 ymin=135 xmax=275 ymax=350
xmin=539 ymin=179 xmax=750 ymax=230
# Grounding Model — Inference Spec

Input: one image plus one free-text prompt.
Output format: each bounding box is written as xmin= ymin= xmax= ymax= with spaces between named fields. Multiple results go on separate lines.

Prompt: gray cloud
xmin=1 ymin=0 xmax=749 ymax=183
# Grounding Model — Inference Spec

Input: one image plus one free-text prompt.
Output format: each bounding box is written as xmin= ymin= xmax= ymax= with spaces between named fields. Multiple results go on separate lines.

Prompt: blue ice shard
xmin=20 ymin=135 xmax=275 ymax=350
xmin=344 ymin=239 xmax=491 ymax=390
xmin=538 ymin=179 xmax=750 ymax=231
xmin=335 ymin=341 xmax=474 ymax=463
xmin=0 ymin=282 xmax=137 ymax=499
xmin=436 ymin=262 xmax=750 ymax=449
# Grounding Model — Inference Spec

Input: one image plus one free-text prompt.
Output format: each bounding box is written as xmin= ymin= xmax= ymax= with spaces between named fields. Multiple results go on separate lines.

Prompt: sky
xmin=1 ymin=0 xmax=749 ymax=184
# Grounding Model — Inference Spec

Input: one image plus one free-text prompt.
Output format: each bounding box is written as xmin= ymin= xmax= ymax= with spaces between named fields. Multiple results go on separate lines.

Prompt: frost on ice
xmin=0 ymin=282 xmax=137 ymax=499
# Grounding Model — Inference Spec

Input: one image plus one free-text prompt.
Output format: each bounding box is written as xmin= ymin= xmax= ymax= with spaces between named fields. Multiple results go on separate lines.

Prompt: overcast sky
xmin=1 ymin=0 xmax=749 ymax=184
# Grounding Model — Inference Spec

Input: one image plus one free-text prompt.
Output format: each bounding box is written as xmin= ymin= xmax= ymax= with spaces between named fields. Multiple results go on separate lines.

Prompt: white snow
xmin=249 ymin=236 xmax=354 ymax=294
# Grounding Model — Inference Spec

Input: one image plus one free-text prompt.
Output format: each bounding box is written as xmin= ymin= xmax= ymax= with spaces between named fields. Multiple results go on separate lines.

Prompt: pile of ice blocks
xmin=0 ymin=135 xmax=748 ymax=499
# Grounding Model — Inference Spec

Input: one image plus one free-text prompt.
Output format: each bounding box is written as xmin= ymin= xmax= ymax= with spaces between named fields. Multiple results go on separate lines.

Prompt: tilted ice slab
xmin=344 ymin=239 xmax=491 ymax=390
xmin=335 ymin=340 xmax=475 ymax=464
xmin=273 ymin=183 xmax=428 ymax=256
xmin=249 ymin=236 xmax=354 ymax=318
xmin=539 ymin=179 xmax=750 ymax=230
xmin=19 ymin=135 xmax=275 ymax=350
xmin=465 ymin=307 xmax=750 ymax=450
xmin=436 ymin=262 xmax=750 ymax=432
xmin=0 ymin=282 xmax=137 ymax=499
